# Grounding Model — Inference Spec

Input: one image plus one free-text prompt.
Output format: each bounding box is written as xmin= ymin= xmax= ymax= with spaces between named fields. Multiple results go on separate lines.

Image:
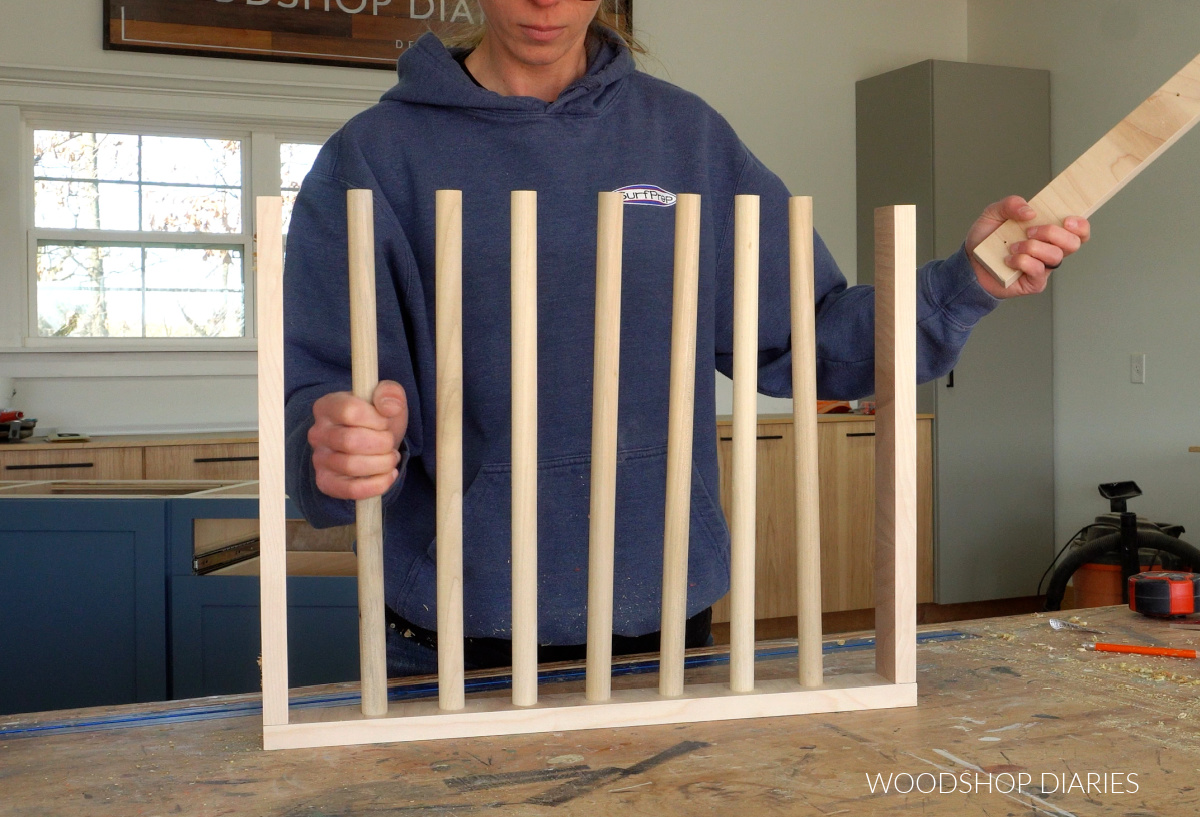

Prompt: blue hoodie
xmin=283 ymin=32 xmax=999 ymax=643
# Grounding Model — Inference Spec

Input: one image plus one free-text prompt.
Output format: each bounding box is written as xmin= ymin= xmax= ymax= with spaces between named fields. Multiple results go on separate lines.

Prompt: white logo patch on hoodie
xmin=615 ymin=185 xmax=678 ymax=207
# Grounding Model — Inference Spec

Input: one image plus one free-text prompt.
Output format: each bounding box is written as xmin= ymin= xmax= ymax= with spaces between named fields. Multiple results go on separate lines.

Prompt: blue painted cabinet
xmin=167 ymin=498 xmax=360 ymax=699
xmin=170 ymin=575 xmax=359 ymax=698
xmin=0 ymin=495 xmax=360 ymax=715
xmin=0 ymin=499 xmax=168 ymax=715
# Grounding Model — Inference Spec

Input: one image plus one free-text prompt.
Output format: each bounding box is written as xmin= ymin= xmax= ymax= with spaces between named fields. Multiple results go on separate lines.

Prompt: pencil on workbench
xmin=1086 ymin=642 xmax=1198 ymax=659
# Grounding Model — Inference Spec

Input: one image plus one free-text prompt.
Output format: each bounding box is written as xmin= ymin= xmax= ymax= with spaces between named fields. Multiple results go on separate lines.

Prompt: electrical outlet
xmin=1131 ymin=353 xmax=1146 ymax=384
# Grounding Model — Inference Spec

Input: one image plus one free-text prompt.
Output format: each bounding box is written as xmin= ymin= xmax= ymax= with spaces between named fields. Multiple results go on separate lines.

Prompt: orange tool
xmin=1087 ymin=642 xmax=1198 ymax=659
xmin=1128 ymin=571 xmax=1200 ymax=617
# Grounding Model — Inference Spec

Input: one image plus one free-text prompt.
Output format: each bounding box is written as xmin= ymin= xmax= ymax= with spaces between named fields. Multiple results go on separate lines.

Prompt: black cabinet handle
xmin=718 ymin=435 xmax=784 ymax=441
xmin=193 ymin=456 xmax=259 ymax=464
xmin=846 ymin=432 xmax=876 ymax=438
xmin=6 ymin=462 xmax=94 ymax=471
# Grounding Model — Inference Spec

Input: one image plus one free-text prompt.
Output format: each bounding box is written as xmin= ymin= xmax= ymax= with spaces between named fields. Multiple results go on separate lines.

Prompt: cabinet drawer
xmin=0 ymin=447 xmax=142 ymax=480
xmin=145 ymin=444 xmax=259 ymax=481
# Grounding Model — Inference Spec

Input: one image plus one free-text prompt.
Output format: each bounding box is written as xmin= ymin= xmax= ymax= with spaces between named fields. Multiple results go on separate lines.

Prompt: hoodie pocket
xmin=441 ymin=444 xmax=730 ymax=644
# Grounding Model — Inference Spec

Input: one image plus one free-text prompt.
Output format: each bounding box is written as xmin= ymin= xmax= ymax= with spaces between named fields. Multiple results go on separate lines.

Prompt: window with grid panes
xmin=280 ymin=141 xmax=321 ymax=237
xmin=32 ymin=129 xmax=247 ymax=339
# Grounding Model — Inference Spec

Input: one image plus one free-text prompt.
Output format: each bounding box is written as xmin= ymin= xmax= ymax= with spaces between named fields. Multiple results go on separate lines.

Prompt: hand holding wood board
xmin=973 ymin=52 xmax=1200 ymax=287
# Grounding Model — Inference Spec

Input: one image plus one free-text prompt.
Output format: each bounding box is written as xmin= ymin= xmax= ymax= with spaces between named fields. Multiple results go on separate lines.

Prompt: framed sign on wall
xmin=104 ymin=0 xmax=633 ymax=70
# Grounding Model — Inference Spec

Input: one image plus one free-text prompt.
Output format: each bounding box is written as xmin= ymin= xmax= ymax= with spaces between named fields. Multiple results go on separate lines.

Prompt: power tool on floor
xmin=1041 ymin=481 xmax=1200 ymax=611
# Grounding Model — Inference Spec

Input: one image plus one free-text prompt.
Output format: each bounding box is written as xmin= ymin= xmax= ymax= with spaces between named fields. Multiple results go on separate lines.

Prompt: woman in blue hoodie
xmin=284 ymin=0 xmax=1090 ymax=676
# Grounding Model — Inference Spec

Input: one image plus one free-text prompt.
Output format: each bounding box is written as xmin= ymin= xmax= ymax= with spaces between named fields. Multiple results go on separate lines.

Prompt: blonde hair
xmin=442 ymin=1 xmax=646 ymax=56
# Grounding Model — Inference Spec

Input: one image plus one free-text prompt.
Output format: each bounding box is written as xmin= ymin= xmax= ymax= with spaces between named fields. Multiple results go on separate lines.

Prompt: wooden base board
xmin=263 ymin=674 xmax=917 ymax=750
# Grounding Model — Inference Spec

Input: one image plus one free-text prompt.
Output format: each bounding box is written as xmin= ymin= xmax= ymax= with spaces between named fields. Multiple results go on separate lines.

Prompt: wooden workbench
xmin=2 ymin=606 xmax=1197 ymax=815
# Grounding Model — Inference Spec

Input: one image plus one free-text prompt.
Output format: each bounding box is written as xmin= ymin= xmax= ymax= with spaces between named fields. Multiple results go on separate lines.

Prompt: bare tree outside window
xmin=280 ymin=142 xmax=321 ymax=236
xmin=33 ymin=130 xmax=245 ymax=338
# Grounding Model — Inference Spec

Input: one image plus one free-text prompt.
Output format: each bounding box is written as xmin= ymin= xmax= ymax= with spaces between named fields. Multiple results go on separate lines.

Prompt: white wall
xmin=0 ymin=0 xmax=967 ymax=432
xmin=635 ymin=0 xmax=969 ymax=414
xmin=968 ymin=0 xmax=1200 ymax=551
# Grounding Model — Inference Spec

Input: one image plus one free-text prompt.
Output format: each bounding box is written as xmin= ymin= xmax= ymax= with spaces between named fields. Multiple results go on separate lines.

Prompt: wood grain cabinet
xmin=0 ymin=447 xmax=142 ymax=481
xmin=144 ymin=443 xmax=259 ymax=481
xmin=0 ymin=434 xmax=259 ymax=482
xmin=712 ymin=415 xmax=933 ymax=622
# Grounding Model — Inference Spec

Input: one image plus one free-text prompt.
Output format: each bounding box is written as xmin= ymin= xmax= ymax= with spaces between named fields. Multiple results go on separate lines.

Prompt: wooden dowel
xmin=585 ymin=191 xmax=624 ymax=702
xmin=729 ymin=194 xmax=759 ymax=693
xmin=347 ymin=189 xmax=389 ymax=719
xmin=659 ymin=193 xmax=701 ymax=699
xmin=789 ymin=196 xmax=823 ymax=688
xmin=873 ymin=205 xmax=918 ymax=685
xmin=436 ymin=189 xmax=466 ymax=711
xmin=255 ymin=195 xmax=289 ymax=728
xmin=511 ymin=190 xmax=539 ymax=708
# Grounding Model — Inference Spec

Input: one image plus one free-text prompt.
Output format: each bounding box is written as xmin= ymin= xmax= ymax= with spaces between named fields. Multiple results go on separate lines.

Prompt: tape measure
xmin=1128 ymin=571 xmax=1200 ymax=617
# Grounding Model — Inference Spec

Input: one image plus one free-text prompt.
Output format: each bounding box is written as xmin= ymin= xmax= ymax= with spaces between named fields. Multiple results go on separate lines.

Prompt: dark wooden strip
xmin=103 ymin=0 xmax=116 ymax=48
xmin=365 ymin=0 xmax=475 ymax=22
xmin=108 ymin=30 xmax=395 ymax=70
xmin=350 ymin=12 xmax=439 ymax=42
xmin=6 ymin=463 xmax=95 ymax=471
xmin=273 ymin=30 xmax=402 ymax=60
xmin=119 ymin=19 xmax=273 ymax=50
xmin=114 ymin=0 xmax=353 ymax=38
xmin=105 ymin=0 xmax=629 ymax=69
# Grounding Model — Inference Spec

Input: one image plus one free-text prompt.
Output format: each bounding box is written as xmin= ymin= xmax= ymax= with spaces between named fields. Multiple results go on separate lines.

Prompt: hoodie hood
xmin=381 ymin=31 xmax=634 ymax=116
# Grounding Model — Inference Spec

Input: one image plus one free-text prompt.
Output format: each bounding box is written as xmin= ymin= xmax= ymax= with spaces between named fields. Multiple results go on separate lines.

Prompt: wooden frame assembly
xmin=255 ymin=193 xmax=918 ymax=751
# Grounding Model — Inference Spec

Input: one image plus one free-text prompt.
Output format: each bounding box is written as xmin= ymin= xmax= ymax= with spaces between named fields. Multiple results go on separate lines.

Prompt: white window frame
xmin=277 ymin=134 xmax=329 ymax=236
xmin=22 ymin=113 xmax=332 ymax=352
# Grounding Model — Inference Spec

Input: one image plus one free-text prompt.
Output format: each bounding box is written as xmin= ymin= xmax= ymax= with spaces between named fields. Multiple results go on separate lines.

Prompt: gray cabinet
xmin=857 ymin=60 xmax=1054 ymax=603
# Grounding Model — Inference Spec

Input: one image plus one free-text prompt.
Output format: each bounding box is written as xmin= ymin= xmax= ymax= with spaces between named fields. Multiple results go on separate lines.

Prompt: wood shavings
xmin=1115 ymin=662 xmax=1200 ymax=686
